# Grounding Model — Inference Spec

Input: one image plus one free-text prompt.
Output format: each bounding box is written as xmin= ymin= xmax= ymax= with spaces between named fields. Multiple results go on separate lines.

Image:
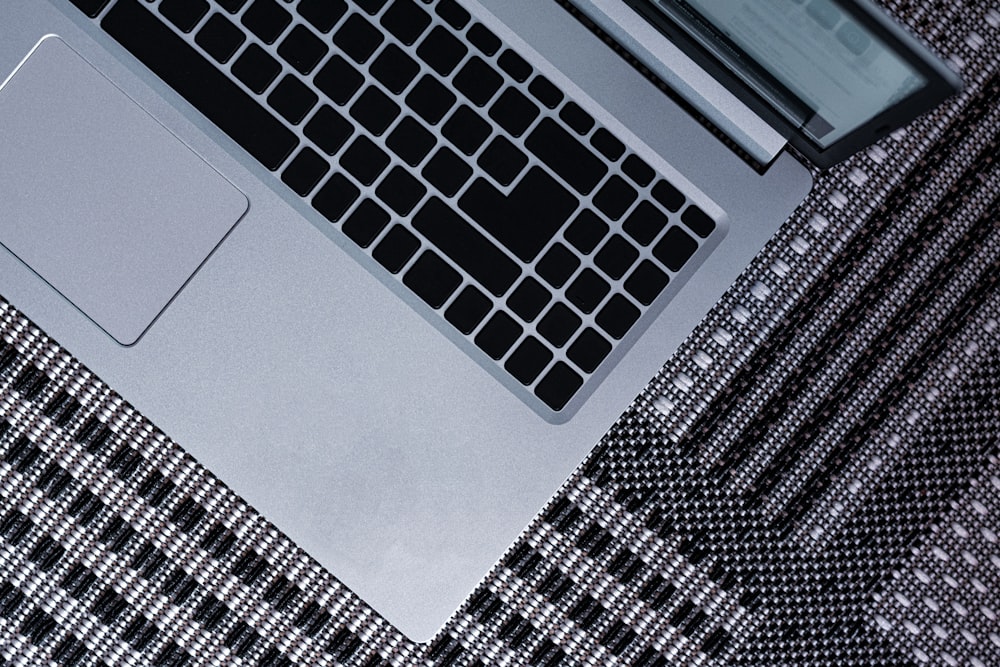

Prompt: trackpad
xmin=0 ymin=36 xmax=248 ymax=345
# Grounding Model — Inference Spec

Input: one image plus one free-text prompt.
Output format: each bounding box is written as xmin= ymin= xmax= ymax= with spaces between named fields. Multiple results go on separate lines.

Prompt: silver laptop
xmin=0 ymin=0 xmax=959 ymax=641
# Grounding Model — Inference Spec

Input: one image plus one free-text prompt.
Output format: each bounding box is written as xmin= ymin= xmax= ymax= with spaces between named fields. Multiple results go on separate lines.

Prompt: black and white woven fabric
xmin=0 ymin=1 xmax=998 ymax=665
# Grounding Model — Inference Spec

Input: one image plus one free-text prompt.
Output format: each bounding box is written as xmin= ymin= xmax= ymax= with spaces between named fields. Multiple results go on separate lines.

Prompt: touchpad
xmin=0 ymin=36 xmax=248 ymax=345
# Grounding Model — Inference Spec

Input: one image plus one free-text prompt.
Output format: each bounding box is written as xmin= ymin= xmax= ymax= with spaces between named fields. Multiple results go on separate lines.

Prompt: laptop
xmin=0 ymin=0 xmax=959 ymax=641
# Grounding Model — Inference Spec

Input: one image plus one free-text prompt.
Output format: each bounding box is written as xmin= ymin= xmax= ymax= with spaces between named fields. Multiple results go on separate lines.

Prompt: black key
xmin=380 ymin=0 xmax=431 ymax=45
xmin=232 ymin=43 xmax=281 ymax=94
xmin=304 ymin=105 xmax=354 ymax=155
xmin=356 ymin=0 xmax=389 ymax=14
xmin=528 ymin=75 xmax=562 ymax=109
xmin=349 ymin=86 xmax=400 ymax=135
xmin=559 ymin=101 xmax=594 ymax=135
xmin=622 ymin=154 xmax=654 ymax=187
xmin=406 ymin=75 xmax=456 ymax=125
xmin=403 ymin=251 xmax=461 ymax=308
xmin=334 ymin=13 xmax=383 ymax=63
xmin=622 ymin=201 xmax=667 ymax=246
xmin=467 ymin=23 xmax=501 ymax=55
xmin=278 ymin=24 xmax=328 ymax=74
xmin=386 ymin=116 xmax=435 ymax=166
xmin=488 ymin=88 xmax=538 ymax=137
xmin=507 ymin=277 xmax=550 ymax=322
xmin=681 ymin=204 xmax=716 ymax=238
xmin=595 ymin=294 xmax=640 ymax=340
xmin=422 ymin=147 xmax=473 ymax=197
xmin=312 ymin=172 xmax=360 ymax=222
xmin=536 ymin=302 xmax=581 ymax=347
xmin=564 ymin=209 xmax=608 ymax=254
xmin=342 ymin=199 xmax=390 ymax=247
xmin=241 ymin=0 xmax=291 ymax=44
xmin=281 ymin=147 xmax=329 ymax=195
xmin=593 ymin=175 xmax=637 ymax=220
xmin=445 ymin=286 xmax=491 ymax=334
xmin=103 ymin=0 xmax=297 ymax=170
xmin=373 ymin=225 xmax=420 ymax=273
xmin=297 ymin=0 xmax=347 ymax=33
xmin=652 ymin=226 xmax=698 ymax=272
xmin=590 ymin=128 xmax=625 ymax=161
xmin=435 ymin=0 xmax=471 ymax=30
xmin=442 ymin=106 xmax=491 ymax=155
xmin=371 ymin=44 xmax=420 ymax=94
xmin=195 ymin=13 xmax=245 ymax=63
xmin=565 ymin=268 xmax=609 ymax=314
xmin=412 ymin=197 xmax=521 ymax=296
xmin=594 ymin=234 xmax=639 ymax=280
xmin=314 ymin=55 xmax=364 ymax=105
xmin=475 ymin=312 xmax=522 ymax=359
xmin=460 ymin=168 xmax=576 ymax=262
xmin=505 ymin=337 xmax=552 ymax=385
xmin=526 ymin=117 xmax=608 ymax=195
xmin=69 ymin=0 xmax=111 ymax=18
xmin=217 ymin=0 xmax=247 ymax=13
xmin=652 ymin=179 xmax=684 ymax=212
xmin=567 ymin=327 xmax=611 ymax=373
xmin=624 ymin=260 xmax=669 ymax=306
xmin=160 ymin=0 xmax=208 ymax=32
xmin=477 ymin=136 xmax=527 ymax=186
xmin=497 ymin=50 xmax=531 ymax=82
xmin=417 ymin=26 xmax=468 ymax=76
xmin=268 ymin=75 xmax=318 ymax=124
xmin=376 ymin=166 xmax=426 ymax=215
xmin=340 ymin=136 xmax=390 ymax=185
xmin=454 ymin=57 xmax=503 ymax=106
xmin=536 ymin=243 xmax=579 ymax=289
xmin=535 ymin=362 xmax=582 ymax=411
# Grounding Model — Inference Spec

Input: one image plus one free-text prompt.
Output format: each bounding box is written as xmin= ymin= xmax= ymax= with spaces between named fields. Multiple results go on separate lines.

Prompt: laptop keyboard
xmin=70 ymin=0 xmax=723 ymax=414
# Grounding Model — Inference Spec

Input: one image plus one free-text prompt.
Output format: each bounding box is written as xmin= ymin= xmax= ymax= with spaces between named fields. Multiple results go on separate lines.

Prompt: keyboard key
xmin=595 ymin=294 xmax=640 ymax=339
xmin=312 ymin=172 xmax=360 ymax=222
xmin=435 ymin=0 xmax=471 ymax=30
xmin=349 ymin=86 xmax=400 ymax=135
xmin=505 ymin=337 xmax=552 ymax=385
xmin=195 ymin=13 xmax=245 ymax=63
xmin=304 ymin=105 xmax=354 ymax=155
xmin=590 ymin=127 xmax=625 ymax=161
xmin=376 ymin=166 xmax=426 ymax=215
xmin=69 ymin=0 xmax=110 ymax=18
xmin=403 ymin=250 xmax=461 ymax=308
xmin=232 ymin=43 xmax=281 ymax=93
xmin=528 ymin=75 xmax=563 ymax=109
xmin=536 ymin=243 xmax=579 ymax=289
xmin=564 ymin=209 xmax=608 ymax=254
xmin=477 ymin=136 xmax=527 ymax=186
xmin=386 ymin=116 xmax=435 ymax=165
xmin=281 ymin=147 xmax=329 ymax=196
xmin=535 ymin=362 xmax=582 ymax=411
xmin=314 ymin=55 xmax=364 ymax=105
xmin=103 ymin=0 xmax=297 ymax=170
xmin=370 ymin=43 xmax=420 ymax=93
xmin=356 ymin=0 xmax=389 ymax=15
xmin=467 ymin=23 xmax=501 ymax=55
xmin=159 ymin=0 xmax=208 ymax=32
xmin=278 ymin=24 xmax=328 ymax=74
xmin=536 ymin=302 xmax=581 ymax=347
xmin=216 ymin=0 xmax=247 ymax=13
xmin=651 ymin=179 xmax=684 ymax=212
xmin=454 ymin=57 xmax=503 ymax=106
xmin=565 ymin=268 xmax=609 ymax=314
xmin=593 ymin=175 xmax=637 ymax=220
xmin=268 ymin=74 xmax=318 ymax=124
xmin=241 ymin=0 xmax=291 ymax=44
xmin=340 ymin=136 xmax=390 ymax=185
xmin=373 ymin=225 xmax=420 ymax=273
xmin=506 ymin=277 xmax=550 ymax=322
xmin=334 ymin=13 xmax=383 ymax=63
xmin=526 ymin=117 xmax=608 ymax=195
xmin=422 ymin=147 xmax=473 ymax=197
xmin=297 ymin=0 xmax=347 ymax=33
xmin=624 ymin=260 xmax=669 ymax=306
xmin=652 ymin=226 xmax=698 ymax=272
xmin=342 ymin=199 xmax=389 ymax=247
xmin=459 ymin=167 xmax=577 ymax=262
xmin=445 ymin=286 xmax=491 ymax=334
xmin=622 ymin=154 xmax=654 ymax=187
xmin=622 ymin=201 xmax=667 ymax=246
xmin=559 ymin=101 xmax=594 ymax=135
xmin=442 ymin=105 xmax=491 ymax=155
xmin=594 ymin=234 xmax=639 ymax=280
xmin=497 ymin=50 xmax=531 ymax=82
xmin=567 ymin=327 xmax=610 ymax=373
xmin=380 ymin=0 xmax=431 ymax=45
xmin=413 ymin=198 xmax=521 ymax=296
xmin=681 ymin=204 xmax=716 ymax=238
xmin=406 ymin=75 xmax=457 ymax=124
xmin=417 ymin=26 xmax=468 ymax=76
xmin=489 ymin=88 xmax=538 ymax=137
xmin=475 ymin=312 xmax=522 ymax=359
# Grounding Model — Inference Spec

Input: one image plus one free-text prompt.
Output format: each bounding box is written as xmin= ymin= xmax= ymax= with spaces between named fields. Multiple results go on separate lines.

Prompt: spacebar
xmin=101 ymin=0 xmax=298 ymax=171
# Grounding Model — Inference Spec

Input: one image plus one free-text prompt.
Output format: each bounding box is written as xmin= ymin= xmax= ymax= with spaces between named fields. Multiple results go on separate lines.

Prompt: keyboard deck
xmin=68 ymin=0 xmax=724 ymax=416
